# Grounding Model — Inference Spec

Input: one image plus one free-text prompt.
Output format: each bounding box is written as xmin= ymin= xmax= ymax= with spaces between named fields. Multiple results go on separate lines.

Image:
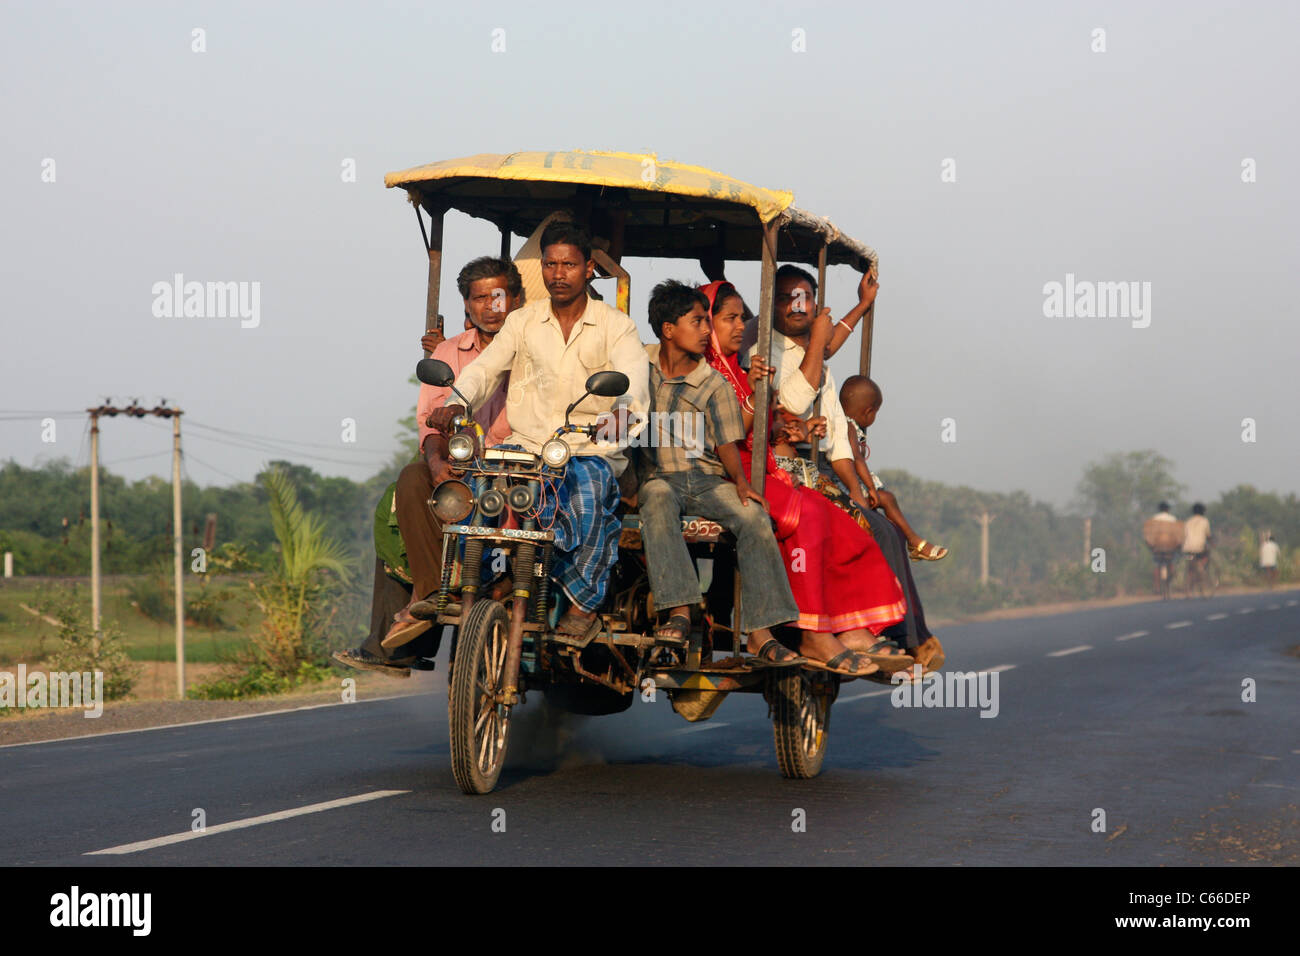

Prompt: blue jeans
xmin=638 ymin=470 xmax=799 ymax=633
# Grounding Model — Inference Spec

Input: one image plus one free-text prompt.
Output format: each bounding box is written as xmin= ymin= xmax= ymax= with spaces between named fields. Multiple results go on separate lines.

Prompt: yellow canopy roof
xmin=385 ymin=150 xmax=876 ymax=272
xmin=386 ymin=150 xmax=794 ymax=223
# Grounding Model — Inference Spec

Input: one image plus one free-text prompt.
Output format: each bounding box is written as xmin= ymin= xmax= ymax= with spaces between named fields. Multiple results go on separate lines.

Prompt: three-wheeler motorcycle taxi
xmin=383 ymin=151 xmax=882 ymax=794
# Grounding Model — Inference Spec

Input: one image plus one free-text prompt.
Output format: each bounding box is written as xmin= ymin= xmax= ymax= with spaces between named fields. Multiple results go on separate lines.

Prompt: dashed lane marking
xmin=1165 ymin=620 xmax=1193 ymax=630
xmin=672 ymin=721 xmax=731 ymax=735
xmin=841 ymin=689 xmax=893 ymax=702
xmin=1267 ymin=604 xmax=1281 ymax=610
xmin=85 ymin=790 xmax=410 ymax=856
xmin=1238 ymin=607 xmax=1255 ymax=614
xmin=1047 ymin=645 xmax=1092 ymax=658
xmin=1206 ymin=613 xmax=1228 ymax=621
xmin=1116 ymin=631 xmax=1149 ymax=641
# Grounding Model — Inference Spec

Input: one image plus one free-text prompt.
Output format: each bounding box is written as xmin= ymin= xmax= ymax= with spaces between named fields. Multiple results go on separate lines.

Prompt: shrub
xmin=187 ymin=660 xmax=332 ymax=700
xmin=32 ymin=587 xmax=138 ymax=700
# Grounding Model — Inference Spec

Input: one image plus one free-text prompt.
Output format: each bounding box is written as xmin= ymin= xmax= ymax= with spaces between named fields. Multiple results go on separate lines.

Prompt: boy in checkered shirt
xmin=636 ymin=280 xmax=801 ymax=663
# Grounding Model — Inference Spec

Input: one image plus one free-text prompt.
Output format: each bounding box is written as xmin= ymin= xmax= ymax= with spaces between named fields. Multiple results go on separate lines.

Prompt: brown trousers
xmin=359 ymin=461 xmax=445 ymax=661
xmin=394 ymin=460 xmax=444 ymax=600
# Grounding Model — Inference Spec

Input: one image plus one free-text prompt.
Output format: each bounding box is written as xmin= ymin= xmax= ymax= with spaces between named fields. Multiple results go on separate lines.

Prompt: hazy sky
xmin=2 ymin=0 xmax=1296 ymax=510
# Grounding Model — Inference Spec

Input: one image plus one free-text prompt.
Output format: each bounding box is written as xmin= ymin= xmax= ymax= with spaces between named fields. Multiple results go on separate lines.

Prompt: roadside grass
xmin=0 ymin=578 xmax=259 ymax=666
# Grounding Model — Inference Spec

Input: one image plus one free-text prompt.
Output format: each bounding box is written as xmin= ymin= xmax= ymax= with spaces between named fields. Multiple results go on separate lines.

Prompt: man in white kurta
xmin=432 ymin=223 xmax=649 ymax=637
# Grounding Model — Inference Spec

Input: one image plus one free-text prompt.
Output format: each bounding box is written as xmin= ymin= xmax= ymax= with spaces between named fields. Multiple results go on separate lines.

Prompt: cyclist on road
xmin=1183 ymin=502 xmax=1212 ymax=582
xmin=1260 ymin=531 xmax=1280 ymax=587
xmin=1147 ymin=502 xmax=1181 ymax=595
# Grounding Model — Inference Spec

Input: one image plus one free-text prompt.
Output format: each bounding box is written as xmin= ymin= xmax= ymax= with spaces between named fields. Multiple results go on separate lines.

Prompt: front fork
xmin=500 ymin=478 xmax=542 ymax=708
xmin=501 ymin=539 xmax=535 ymax=707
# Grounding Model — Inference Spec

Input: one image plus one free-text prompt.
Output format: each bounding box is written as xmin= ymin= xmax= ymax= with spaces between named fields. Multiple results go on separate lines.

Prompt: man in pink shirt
xmin=334 ymin=256 xmax=522 ymax=676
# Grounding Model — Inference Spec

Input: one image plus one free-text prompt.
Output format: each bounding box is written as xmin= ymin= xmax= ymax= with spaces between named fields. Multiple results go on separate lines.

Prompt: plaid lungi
xmin=536 ymin=453 xmax=621 ymax=612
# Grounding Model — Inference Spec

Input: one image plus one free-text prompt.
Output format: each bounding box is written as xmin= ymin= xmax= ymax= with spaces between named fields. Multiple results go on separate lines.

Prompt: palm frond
xmin=261 ymin=465 xmax=352 ymax=586
xmin=262 ymin=466 xmax=305 ymax=571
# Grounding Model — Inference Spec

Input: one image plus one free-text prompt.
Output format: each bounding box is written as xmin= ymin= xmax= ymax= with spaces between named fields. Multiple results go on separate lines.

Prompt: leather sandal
xmin=747 ymin=637 xmax=804 ymax=668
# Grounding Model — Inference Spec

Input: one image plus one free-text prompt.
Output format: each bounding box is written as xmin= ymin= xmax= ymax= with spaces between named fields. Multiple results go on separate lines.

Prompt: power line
xmin=99 ymin=450 xmax=175 ymax=467
xmin=182 ymin=452 xmax=249 ymax=486
xmin=177 ymin=428 xmax=388 ymax=468
xmin=187 ymin=419 xmax=392 ymax=455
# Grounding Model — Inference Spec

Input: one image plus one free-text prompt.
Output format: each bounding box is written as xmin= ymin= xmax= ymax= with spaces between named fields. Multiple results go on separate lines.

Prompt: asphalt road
xmin=3 ymin=590 xmax=1297 ymax=866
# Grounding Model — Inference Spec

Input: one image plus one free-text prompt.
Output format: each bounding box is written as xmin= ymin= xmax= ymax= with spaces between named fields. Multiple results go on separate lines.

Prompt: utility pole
xmin=86 ymin=402 xmax=185 ymax=697
xmin=89 ymin=411 xmax=102 ymax=633
xmin=172 ymin=413 xmax=185 ymax=699
xmin=977 ymin=511 xmax=995 ymax=586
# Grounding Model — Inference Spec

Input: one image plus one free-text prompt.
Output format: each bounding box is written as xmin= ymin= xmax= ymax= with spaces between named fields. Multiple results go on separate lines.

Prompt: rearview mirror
xmin=416 ymin=358 xmax=455 ymax=388
xmin=585 ymin=371 xmax=629 ymax=398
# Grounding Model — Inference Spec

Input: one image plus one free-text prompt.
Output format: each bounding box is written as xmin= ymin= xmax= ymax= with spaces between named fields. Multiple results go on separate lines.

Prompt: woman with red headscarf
xmin=700 ymin=280 xmax=910 ymax=668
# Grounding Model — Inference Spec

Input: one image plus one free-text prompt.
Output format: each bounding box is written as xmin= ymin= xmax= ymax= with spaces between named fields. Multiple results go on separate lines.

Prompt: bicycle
xmin=1184 ymin=551 xmax=1219 ymax=599
xmin=1152 ymin=551 xmax=1178 ymax=601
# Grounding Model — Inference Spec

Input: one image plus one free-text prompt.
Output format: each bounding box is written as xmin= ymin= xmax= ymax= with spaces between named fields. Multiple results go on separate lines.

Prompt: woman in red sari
xmin=701 ymin=281 xmax=909 ymax=669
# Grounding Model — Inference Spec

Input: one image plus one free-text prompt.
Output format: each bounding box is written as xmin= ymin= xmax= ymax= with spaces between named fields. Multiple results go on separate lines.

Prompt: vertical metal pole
xmin=750 ymin=220 xmax=779 ymax=495
xmin=810 ymin=244 xmax=828 ymax=470
xmin=89 ymin=411 xmax=101 ymax=634
xmin=172 ymin=414 xmax=185 ymax=699
xmin=423 ymin=204 xmax=445 ymax=357
xmin=859 ymin=260 xmax=875 ymax=377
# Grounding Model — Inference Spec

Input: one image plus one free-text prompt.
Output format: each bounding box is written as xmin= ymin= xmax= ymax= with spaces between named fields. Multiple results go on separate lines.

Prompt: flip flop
xmin=747 ymin=637 xmax=804 ymax=668
xmin=912 ymin=635 xmax=945 ymax=672
xmin=908 ymin=539 xmax=949 ymax=562
xmin=805 ymin=649 xmax=878 ymax=677
xmin=859 ymin=639 xmax=916 ymax=673
xmin=408 ymin=599 xmax=439 ymax=620
xmin=332 ymin=648 xmax=411 ymax=679
xmin=653 ymin=614 xmax=692 ymax=647
xmin=380 ymin=611 xmax=433 ymax=649
xmin=864 ymin=663 xmax=924 ymax=685
xmin=553 ymin=610 xmax=602 ymax=648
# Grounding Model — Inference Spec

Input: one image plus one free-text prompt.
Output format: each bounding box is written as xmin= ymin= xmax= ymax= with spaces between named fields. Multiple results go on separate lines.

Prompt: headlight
xmin=541 ymin=438 xmax=570 ymax=468
xmin=448 ymin=433 xmax=475 ymax=461
xmin=428 ymin=480 xmax=474 ymax=523
xmin=478 ymin=488 xmax=506 ymax=518
xmin=507 ymin=485 xmax=534 ymax=512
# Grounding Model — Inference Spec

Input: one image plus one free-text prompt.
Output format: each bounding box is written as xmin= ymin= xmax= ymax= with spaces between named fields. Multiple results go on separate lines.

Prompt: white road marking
xmin=1165 ymin=620 xmax=1193 ymax=630
xmin=984 ymin=664 xmax=1018 ymax=673
xmin=85 ymin=790 xmax=410 ymax=856
xmin=1047 ymin=645 xmax=1092 ymax=657
xmin=1115 ymin=630 xmax=1149 ymax=641
xmin=841 ymin=689 xmax=894 ymax=702
xmin=0 ymin=693 xmax=418 ymax=751
xmin=1267 ymin=604 xmax=1281 ymax=611
xmin=672 ymin=721 xmax=731 ymax=735
xmin=1238 ymin=607 xmax=1255 ymax=614
xmin=1206 ymin=613 xmax=1228 ymax=621
xmin=1286 ymin=600 xmax=1298 ymax=607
